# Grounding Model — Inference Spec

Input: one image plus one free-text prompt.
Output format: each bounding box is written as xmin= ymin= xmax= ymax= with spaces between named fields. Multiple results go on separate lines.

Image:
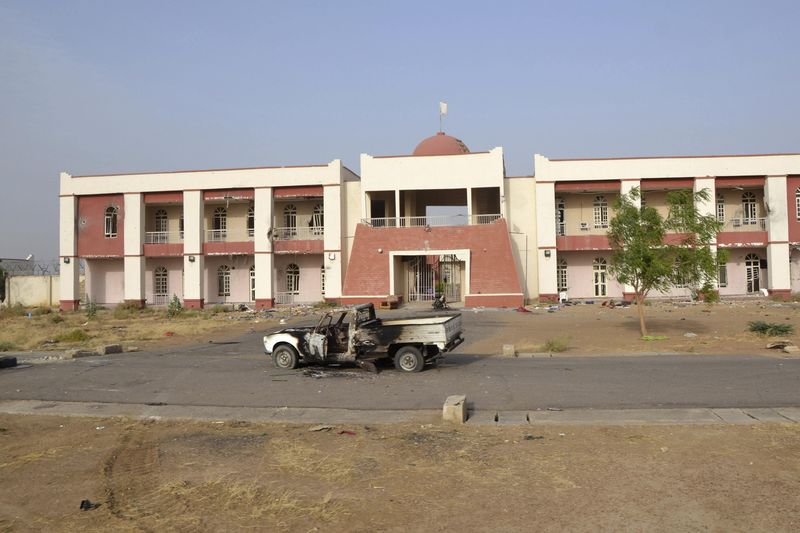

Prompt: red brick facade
xmin=342 ymin=218 xmax=523 ymax=307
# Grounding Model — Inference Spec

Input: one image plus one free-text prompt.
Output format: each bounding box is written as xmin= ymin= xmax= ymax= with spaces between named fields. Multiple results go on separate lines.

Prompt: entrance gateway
xmin=389 ymin=250 xmax=470 ymax=305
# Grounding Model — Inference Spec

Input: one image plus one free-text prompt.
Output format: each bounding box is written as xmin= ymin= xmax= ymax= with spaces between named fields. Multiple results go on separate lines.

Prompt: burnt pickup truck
xmin=263 ymin=303 xmax=464 ymax=372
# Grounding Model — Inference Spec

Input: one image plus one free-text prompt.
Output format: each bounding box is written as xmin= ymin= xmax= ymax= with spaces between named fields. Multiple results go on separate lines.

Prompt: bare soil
xmin=463 ymin=299 xmax=800 ymax=356
xmin=0 ymin=414 xmax=798 ymax=532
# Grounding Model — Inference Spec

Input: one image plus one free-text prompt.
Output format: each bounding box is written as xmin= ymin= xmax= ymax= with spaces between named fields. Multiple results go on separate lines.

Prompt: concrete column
xmin=620 ymin=180 xmax=641 ymax=300
xmin=59 ymin=193 xmax=80 ymax=311
xmin=254 ymin=187 xmax=274 ymax=308
xmin=394 ymin=189 xmax=401 ymax=220
xmin=535 ymin=181 xmax=557 ymax=301
xmin=183 ymin=190 xmax=205 ymax=308
xmin=323 ymin=184 xmax=343 ymax=300
xmin=123 ymin=193 xmax=145 ymax=306
xmin=466 ymin=187 xmax=473 ymax=224
xmin=765 ymin=175 xmax=790 ymax=298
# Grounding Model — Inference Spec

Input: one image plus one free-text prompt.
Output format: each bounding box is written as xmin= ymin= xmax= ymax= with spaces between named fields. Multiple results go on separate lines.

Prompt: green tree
xmin=607 ymin=187 xmax=726 ymax=337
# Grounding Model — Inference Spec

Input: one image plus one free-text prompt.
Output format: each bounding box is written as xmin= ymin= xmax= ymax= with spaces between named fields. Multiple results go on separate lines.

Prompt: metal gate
xmin=405 ymin=255 xmax=463 ymax=303
xmin=406 ymin=256 xmax=435 ymax=302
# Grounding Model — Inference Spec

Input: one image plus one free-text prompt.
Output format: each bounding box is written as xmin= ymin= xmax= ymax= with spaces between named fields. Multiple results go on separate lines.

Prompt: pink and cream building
xmin=59 ymin=132 xmax=800 ymax=310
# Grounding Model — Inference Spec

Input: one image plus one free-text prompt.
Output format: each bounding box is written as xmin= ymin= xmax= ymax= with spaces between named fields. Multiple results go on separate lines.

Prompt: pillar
xmin=254 ymin=187 xmax=274 ymax=308
xmin=183 ymin=190 xmax=205 ymax=308
xmin=323 ymin=184 xmax=343 ymax=301
xmin=620 ymin=179 xmax=641 ymax=301
xmin=122 ymin=193 xmax=145 ymax=307
xmin=765 ymin=175 xmax=791 ymax=298
xmin=59 ymin=192 xmax=80 ymax=311
xmin=535 ymin=180 xmax=558 ymax=302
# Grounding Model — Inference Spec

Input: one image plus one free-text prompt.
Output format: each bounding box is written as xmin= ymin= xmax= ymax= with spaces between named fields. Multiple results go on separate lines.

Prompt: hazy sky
xmin=1 ymin=0 xmax=798 ymax=261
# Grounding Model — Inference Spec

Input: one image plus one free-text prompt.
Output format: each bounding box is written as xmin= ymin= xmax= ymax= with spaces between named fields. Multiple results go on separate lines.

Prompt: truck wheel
xmin=272 ymin=345 xmax=299 ymax=369
xmin=394 ymin=346 xmax=424 ymax=373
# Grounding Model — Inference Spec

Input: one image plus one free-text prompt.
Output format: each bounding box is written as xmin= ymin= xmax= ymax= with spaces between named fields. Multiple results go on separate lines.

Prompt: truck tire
xmin=394 ymin=346 xmax=425 ymax=373
xmin=272 ymin=345 xmax=299 ymax=370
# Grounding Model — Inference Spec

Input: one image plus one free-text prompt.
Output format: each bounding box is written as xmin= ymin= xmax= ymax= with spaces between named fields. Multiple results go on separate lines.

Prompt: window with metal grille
xmin=286 ymin=264 xmax=300 ymax=294
xmin=104 ymin=207 xmax=118 ymax=237
xmin=320 ymin=265 xmax=325 ymax=294
xmin=218 ymin=265 xmax=231 ymax=297
xmin=154 ymin=266 xmax=168 ymax=296
xmin=716 ymin=193 xmax=725 ymax=222
xmin=592 ymin=257 xmax=607 ymax=297
xmin=155 ymin=209 xmax=168 ymax=232
xmin=249 ymin=265 xmax=255 ymax=301
xmin=284 ymin=204 xmax=297 ymax=233
xmin=742 ymin=192 xmax=757 ymax=225
xmin=718 ymin=262 xmax=728 ymax=288
xmin=796 ymin=187 xmax=800 ymax=221
xmin=555 ymin=197 xmax=565 ymax=236
xmin=247 ymin=206 xmax=254 ymax=237
xmin=593 ymin=196 xmax=608 ymax=229
xmin=312 ymin=204 xmax=324 ymax=235
xmin=557 ymin=258 xmax=567 ymax=292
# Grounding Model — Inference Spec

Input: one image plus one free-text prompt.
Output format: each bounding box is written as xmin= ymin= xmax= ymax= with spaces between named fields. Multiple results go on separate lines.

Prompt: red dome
xmin=412 ymin=132 xmax=470 ymax=156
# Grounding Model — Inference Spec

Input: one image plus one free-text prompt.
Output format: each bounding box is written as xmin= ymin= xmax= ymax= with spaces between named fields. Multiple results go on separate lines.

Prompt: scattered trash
xmin=309 ymin=425 xmax=334 ymax=432
xmin=95 ymin=426 xmax=105 ymax=430
xmin=546 ymin=407 xmax=563 ymax=411
xmin=280 ymin=319 xmax=287 ymax=324
xmin=338 ymin=430 xmax=356 ymax=436
xmin=767 ymin=340 xmax=794 ymax=349
xmin=164 ymin=331 xmax=174 ymax=337
xmin=145 ymin=402 xmax=167 ymax=406
xmin=79 ymin=500 xmax=100 ymax=511
xmin=516 ymin=306 xmax=531 ymax=313
xmin=524 ymin=435 xmax=544 ymax=440
xmin=683 ymin=332 xmax=697 ymax=338
xmin=558 ymin=433 xmax=566 ymax=437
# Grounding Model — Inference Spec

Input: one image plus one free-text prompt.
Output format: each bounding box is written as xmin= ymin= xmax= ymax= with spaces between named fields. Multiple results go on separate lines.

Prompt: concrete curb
xmin=0 ymin=400 xmax=798 ymax=426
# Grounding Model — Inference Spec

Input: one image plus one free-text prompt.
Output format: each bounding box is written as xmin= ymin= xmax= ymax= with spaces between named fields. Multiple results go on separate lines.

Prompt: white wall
xmin=86 ymin=259 xmax=125 ymax=304
xmin=274 ymin=254 xmax=324 ymax=304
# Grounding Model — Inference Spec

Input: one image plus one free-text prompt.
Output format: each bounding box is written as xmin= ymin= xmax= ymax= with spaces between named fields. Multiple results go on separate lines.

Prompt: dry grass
xmin=267 ymin=438 xmax=355 ymax=483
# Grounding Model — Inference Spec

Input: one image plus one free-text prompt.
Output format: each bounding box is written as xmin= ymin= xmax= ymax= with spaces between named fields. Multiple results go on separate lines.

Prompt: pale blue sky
xmin=1 ymin=0 xmax=798 ymax=260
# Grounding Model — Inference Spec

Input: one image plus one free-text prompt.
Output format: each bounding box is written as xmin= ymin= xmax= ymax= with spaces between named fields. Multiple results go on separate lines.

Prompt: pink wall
xmin=275 ymin=254 xmax=324 ymax=304
xmin=792 ymin=250 xmax=800 ymax=293
xmin=719 ymin=248 xmax=767 ymax=295
xmin=557 ymin=251 xmax=623 ymax=299
xmin=86 ymin=258 xmax=124 ymax=304
xmin=144 ymin=258 xmax=184 ymax=303
xmin=203 ymin=255 xmax=254 ymax=304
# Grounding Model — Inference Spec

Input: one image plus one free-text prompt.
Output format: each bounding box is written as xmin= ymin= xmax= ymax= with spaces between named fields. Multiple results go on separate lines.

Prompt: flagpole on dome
xmin=439 ymin=101 xmax=448 ymax=133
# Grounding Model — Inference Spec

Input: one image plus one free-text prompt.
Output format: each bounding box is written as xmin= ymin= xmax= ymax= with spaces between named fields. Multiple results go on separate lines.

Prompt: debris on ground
xmin=524 ymin=435 xmax=544 ymax=440
xmin=79 ymin=500 xmax=101 ymax=511
xmin=767 ymin=340 xmax=794 ymax=349
xmin=338 ymin=430 xmax=356 ymax=436
xmin=308 ymin=425 xmax=334 ymax=432
xmin=516 ymin=306 xmax=531 ymax=313
xmin=684 ymin=332 xmax=698 ymax=338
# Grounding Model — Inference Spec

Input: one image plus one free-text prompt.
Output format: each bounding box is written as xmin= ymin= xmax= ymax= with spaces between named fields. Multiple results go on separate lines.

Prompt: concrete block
xmin=64 ymin=349 xmax=98 ymax=359
xmin=783 ymin=345 xmax=800 ymax=355
xmin=100 ymin=344 xmax=123 ymax=355
xmin=466 ymin=410 xmax=498 ymax=425
xmin=502 ymin=344 xmax=516 ymax=357
xmin=496 ymin=410 xmax=530 ymax=425
xmin=442 ymin=395 xmax=467 ymax=424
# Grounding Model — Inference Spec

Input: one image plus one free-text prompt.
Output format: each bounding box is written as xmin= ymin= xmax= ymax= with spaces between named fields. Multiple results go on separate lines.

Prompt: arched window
xmin=795 ymin=187 xmax=800 ymax=221
xmin=154 ymin=266 xmax=168 ymax=303
xmin=212 ymin=207 xmax=227 ymax=241
xmin=557 ymin=258 xmax=568 ymax=292
xmin=104 ymin=206 xmax=119 ymax=238
xmin=555 ymin=197 xmax=565 ymax=236
xmin=592 ymin=257 xmax=607 ymax=297
xmin=593 ymin=196 xmax=608 ymax=229
xmin=741 ymin=192 xmax=757 ymax=225
xmin=249 ymin=265 xmax=256 ymax=301
xmin=745 ymin=253 xmax=760 ymax=293
xmin=312 ymin=204 xmax=324 ymax=235
xmin=218 ymin=265 xmax=231 ymax=297
xmin=155 ymin=209 xmax=168 ymax=232
xmin=284 ymin=204 xmax=297 ymax=236
xmin=716 ymin=193 xmax=725 ymax=223
xmin=247 ymin=206 xmax=255 ymax=237
xmin=320 ymin=265 xmax=326 ymax=294
xmin=286 ymin=263 xmax=300 ymax=294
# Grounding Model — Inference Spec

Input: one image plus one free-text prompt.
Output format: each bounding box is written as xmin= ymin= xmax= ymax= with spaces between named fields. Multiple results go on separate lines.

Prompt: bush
xmin=32 ymin=307 xmax=52 ymax=316
xmin=748 ymin=321 xmax=795 ymax=337
xmin=697 ymin=287 xmax=720 ymax=303
xmin=541 ymin=337 xmax=569 ymax=353
xmin=0 ymin=340 xmax=17 ymax=352
xmin=85 ymin=300 xmax=98 ymax=319
xmin=210 ymin=304 xmax=228 ymax=314
xmin=167 ymin=295 xmax=184 ymax=318
xmin=49 ymin=314 xmax=65 ymax=324
xmin=56 ymin=329 xmax=90 ymax=343
xmin=113 ymin=301 xmax=143 ymax=319
xmin=0 ymin=304 xmax=27 ymax=319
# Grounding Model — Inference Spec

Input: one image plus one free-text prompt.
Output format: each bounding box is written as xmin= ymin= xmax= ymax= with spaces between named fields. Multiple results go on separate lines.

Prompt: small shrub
xmin=113 ymin=301 xmax=142 ymax=319
xmin=0 ymin=340 xmax=17 ymax=352
xmin=541 ymin=337 xmax=569 ymax=353
xmin=748 ymin=321 xmax=795 ymax=337
xmin=698 ymin=287 xmax=720 ymax=304
xmin=0 ymin=304 xmax=26 ymax=319
xmin=85 ymin=300 xmax=98 ymax=319
xmin=167 ymin=295 xmax=184 ymax=318
xmin=49 ymin=314 xmax=65 ymax=324
xmin=210 ymin=304 xmax=228 ymax=314
xmin=55 ymin=329 xmax=90 ymax=343
xmin=32 ymin=307 xmax=52 ymax=316
xmin=641 ymin=335 xmax=668 ymax=341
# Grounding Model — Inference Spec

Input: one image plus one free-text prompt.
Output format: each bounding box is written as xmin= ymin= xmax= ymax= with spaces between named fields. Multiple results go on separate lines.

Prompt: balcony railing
xmin=361 ymin=214 xmax=502 ymax=228
xmin=205 ymin=229 xmax=255 ymax=242
xmin=272 ymin=226 xmax=324 ymax=240
xmin=145 ymin=231 xmax=183 ymax=244
xmin=150 ymin=294 xmax=170 ymax=306
xmin=723 ymin=217 xmax=767 ymax=231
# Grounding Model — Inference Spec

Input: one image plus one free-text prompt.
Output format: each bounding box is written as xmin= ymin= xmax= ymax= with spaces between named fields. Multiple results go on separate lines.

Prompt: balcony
xmin=145 ymin=231 xmax=183 ymax=244
xmin=722 ymin=217 xmax=767 ymax=231
xmin=205 ymin=228 xmax=254 ymax=242
xmin=272 ymin=226 xmax=324 ymax=241
xmin=361 ymin=214 xmax=502 ymax=228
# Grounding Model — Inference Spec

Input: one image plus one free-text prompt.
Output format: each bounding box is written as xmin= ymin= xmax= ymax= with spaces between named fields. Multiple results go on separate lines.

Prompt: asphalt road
xmin=1 ymin=318 xmax=799 ymax=410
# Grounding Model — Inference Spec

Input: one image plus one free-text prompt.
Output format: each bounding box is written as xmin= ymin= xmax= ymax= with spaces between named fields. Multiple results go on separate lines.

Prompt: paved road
xmin=1 ymin=318 xmax=799 ymax=410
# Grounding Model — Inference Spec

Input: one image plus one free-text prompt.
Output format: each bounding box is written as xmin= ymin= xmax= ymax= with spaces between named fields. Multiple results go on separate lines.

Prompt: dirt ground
xmin=0 ymin=299 xmax=798 ymax=357
xmin=0 ymin=414 xmax=798 ymax=532
xmin=463 ymin=299 xmax=800 ymax=356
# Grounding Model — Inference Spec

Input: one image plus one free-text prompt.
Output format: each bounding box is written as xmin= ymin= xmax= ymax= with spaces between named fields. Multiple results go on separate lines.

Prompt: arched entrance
xmin=745 ymin=253 xmax=760 ymax=293
xmin=593 ymin=257 xmax=607 ymax=297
